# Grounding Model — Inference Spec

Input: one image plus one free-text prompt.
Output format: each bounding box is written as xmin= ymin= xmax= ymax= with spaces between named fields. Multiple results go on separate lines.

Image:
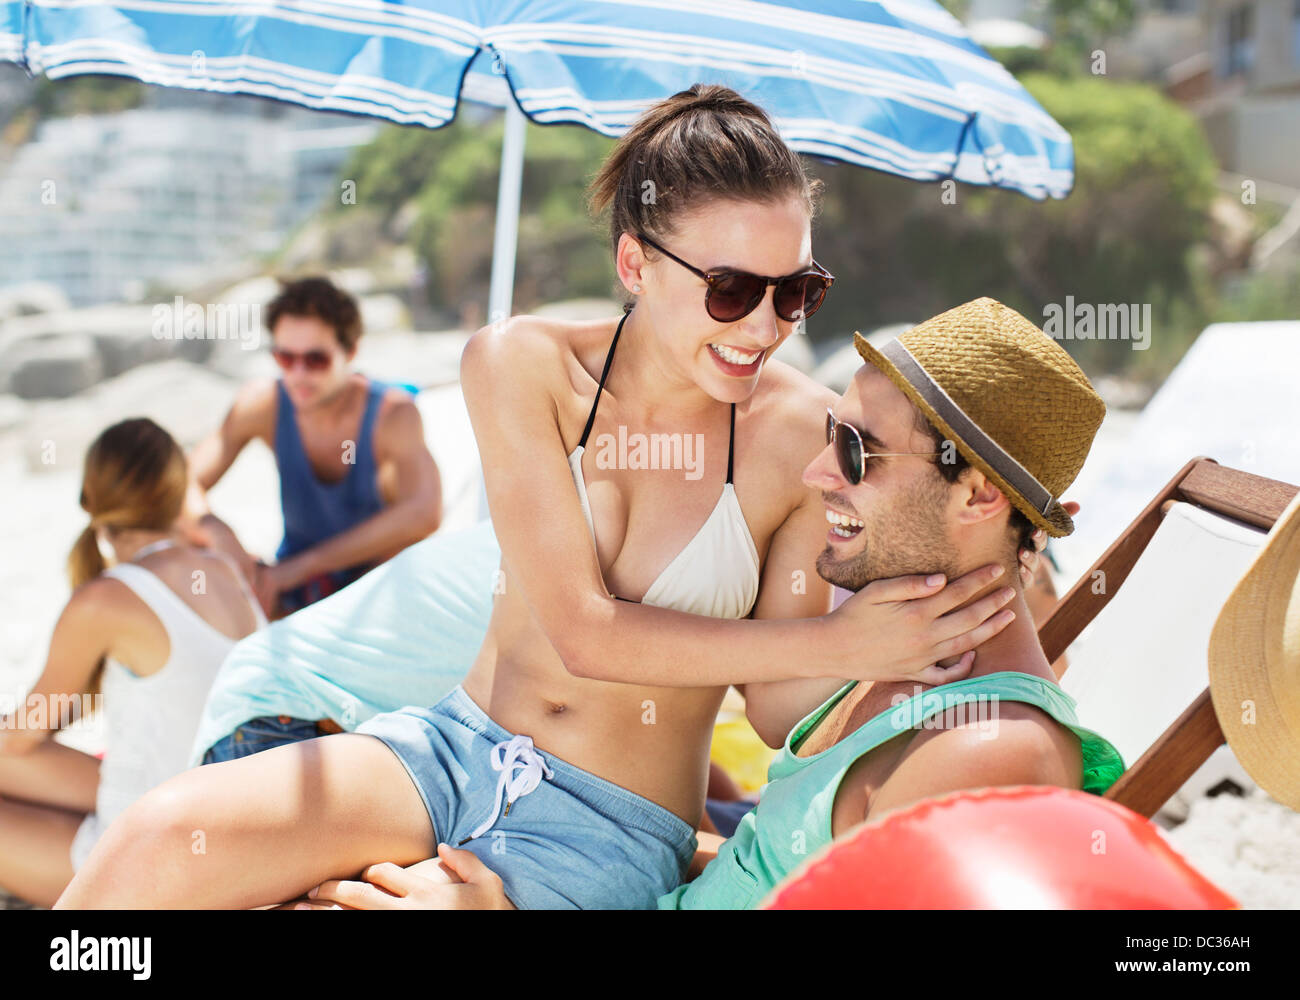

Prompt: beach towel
xmin=187 ymin=520 xmax=502 ymax=767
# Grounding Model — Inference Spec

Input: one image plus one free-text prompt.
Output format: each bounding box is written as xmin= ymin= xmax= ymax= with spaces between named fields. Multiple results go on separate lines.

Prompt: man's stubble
xmin=816 ymin=472 xmax=960 ymax=593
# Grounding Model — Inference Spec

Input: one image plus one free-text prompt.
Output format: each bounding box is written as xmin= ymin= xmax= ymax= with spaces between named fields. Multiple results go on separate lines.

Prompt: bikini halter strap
xmin=576 ymin=308 xmax=738 ymax=484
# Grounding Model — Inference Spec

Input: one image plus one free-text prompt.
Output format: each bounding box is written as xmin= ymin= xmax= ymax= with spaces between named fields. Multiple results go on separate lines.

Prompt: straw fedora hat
xmin=854 ymin=297 xmax=1105 ymax=537
xmin=1207 ymin=489 xmax=1300 ymax=810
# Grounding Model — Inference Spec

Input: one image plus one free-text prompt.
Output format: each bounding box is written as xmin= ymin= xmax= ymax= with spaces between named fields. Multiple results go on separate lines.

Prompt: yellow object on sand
xmin=710 ymin=692 xmax=777 ymax=793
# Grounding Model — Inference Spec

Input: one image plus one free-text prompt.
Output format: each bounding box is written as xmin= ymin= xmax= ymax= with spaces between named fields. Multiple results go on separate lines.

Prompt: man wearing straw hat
xmin=295 ymin=296 xmax=1129 ymax=910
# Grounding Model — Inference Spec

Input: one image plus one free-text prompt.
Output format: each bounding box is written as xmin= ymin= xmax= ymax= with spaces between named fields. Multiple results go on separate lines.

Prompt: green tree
xmin=338 ymin=113 xmax=614 ymax=317
xmin=807 ymin=72 xmax=1217 ymax=377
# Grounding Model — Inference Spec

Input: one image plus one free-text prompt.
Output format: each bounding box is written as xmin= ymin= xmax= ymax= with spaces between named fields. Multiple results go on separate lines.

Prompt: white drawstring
xmin=461 ymin=735 xmax=555 ymax=843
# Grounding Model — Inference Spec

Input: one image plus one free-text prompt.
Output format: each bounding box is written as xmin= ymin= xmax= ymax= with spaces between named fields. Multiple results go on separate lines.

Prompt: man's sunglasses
xmin=826 ymin=408 xmax=940 ymax=486
xmin=271 ymin=348 xmax=333 ymax=372
xmin=636 ymin=233 xmax=834 ymax=324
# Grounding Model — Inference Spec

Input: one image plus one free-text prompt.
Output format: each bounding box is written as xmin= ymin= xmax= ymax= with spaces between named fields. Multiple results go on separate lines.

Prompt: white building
xmin=0 ymin=97 xmax=377 ymax=305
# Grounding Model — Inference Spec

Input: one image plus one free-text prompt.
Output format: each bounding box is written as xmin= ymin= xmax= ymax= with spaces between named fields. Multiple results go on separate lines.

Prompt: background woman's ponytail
xmin=67 ymin=417 xmax=188 ymax=697
xmin=67 ymin=523 xmax=107 ymax=594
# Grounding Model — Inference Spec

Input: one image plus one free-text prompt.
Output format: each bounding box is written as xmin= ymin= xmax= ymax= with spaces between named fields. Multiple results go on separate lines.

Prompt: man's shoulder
xmin=233 ymin=376 xmax=279 ymax=413
xmin=899 ymin=696 xmax=1083 ymax=789
xmin=225 ymin=377 xmax=279 ymax=443
xmin=371 ymin=383 xmax=432 ymax=458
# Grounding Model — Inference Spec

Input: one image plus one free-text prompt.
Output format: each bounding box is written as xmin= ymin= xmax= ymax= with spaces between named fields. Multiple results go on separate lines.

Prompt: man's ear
xmin=954 ymin=468 xmax=1010 ymax=527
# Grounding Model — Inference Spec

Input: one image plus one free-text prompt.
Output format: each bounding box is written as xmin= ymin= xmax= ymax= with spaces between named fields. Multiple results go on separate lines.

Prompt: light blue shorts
xmin=354 ymin=686 xmax=697 ymax=910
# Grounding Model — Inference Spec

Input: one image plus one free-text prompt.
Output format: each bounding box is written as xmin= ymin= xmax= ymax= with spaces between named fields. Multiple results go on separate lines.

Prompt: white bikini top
xmin=568 ymin=308 xmax=761 ymax=620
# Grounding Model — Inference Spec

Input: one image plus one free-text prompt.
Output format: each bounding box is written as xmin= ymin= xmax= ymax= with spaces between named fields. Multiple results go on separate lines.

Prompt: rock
xmin=0 ymin=394 xmax=26 ymax=432
xmin=359 ymin=293 xmax=411 ymax=335
xmin=812 ymin=323 xmax=915 ymax=392
xmin=8 ymin=335 xmax=104 ymax=399
xmin=0 ymin=281 xmax=70 ymax=322
xmin=92 ymin=326 xmax=173 ymax=377
xmin=18 ymin=358 xmax=240 ymax=474
xmin=354 ymin=330 xmax=470 ymax=389
xmin=387 ymin=200 xmax=422 ymax=243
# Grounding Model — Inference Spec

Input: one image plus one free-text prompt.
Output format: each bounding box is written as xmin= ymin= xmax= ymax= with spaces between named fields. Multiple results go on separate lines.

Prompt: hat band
xmin=881 ymin=339 xmax=1055 ymax=517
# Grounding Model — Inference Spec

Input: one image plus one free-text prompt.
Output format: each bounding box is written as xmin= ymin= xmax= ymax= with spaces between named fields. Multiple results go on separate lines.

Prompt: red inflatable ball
xmin=763 ymin=785 xmax=1238 ymax=910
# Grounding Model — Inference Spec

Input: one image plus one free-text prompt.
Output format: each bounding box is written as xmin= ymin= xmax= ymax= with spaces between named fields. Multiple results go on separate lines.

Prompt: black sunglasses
xmin=826 ymin=408 xmax=940 ymax=485
xmin=636 ymin=233 xmax=834 ymax=324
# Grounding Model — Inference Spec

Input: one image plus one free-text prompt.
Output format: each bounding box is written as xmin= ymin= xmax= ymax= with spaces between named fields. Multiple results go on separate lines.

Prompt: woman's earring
xmin=632 ymin=284 xmax=642 ymax=293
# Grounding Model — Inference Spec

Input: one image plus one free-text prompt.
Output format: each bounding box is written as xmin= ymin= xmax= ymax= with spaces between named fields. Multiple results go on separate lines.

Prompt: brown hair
xmin=68 ymin=418 xmax=188 ymax=697
xmin=265 ymin=276 xmax=363 ymax=352
xmin=587 ymin=83 xmax=823 ymax=296
xmin=914 ymin=410 xmax=1036 ymax=556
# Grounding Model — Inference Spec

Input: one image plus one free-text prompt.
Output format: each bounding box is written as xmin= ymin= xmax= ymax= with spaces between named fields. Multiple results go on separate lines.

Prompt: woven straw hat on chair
xmin=1208 ymin=489 xmax=1300 ymax=810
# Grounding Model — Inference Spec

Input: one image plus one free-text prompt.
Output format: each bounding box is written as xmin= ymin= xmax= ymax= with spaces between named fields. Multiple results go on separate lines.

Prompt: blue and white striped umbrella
xmin=8 ymin=0 xmax=1072 ymax=198
xmin=1 ymin=1 xmax=23 ymax=62
xmin=5 ymin=1 xmax=1073 ymax=316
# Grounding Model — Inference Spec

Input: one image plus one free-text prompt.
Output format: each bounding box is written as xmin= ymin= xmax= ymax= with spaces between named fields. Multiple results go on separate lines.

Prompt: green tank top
xmin=659 ymin=671 xmax=1125 ymax=910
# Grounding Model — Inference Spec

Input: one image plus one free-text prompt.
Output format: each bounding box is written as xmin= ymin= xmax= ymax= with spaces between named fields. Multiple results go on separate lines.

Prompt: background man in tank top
xmin=184 ymin=276 xmax=443 ymax=620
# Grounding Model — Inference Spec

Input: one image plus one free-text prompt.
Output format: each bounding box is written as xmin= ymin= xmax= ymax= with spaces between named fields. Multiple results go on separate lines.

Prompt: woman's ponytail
xmin=67 ymin=522 xmax=107 ymax=593
xmin=65 ymin=418 xmax=188 ymax=699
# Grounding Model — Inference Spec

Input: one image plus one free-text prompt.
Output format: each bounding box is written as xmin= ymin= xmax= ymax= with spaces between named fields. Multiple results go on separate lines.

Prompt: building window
xmin=1224 ymin=3 xmax=1255 ymax=76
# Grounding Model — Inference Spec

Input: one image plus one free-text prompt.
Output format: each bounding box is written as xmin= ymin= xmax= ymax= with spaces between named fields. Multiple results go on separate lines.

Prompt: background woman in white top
xmin=0 ymin=418 xmax=266 ymax=907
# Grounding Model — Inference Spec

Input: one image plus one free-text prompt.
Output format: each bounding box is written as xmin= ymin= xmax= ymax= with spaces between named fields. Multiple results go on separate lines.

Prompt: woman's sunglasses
xmin=826 ymin=408 xmax=940 ymax=485
xmin=636 ymin=233 xmax=834 ymax=324
xmin=271 ymin=348 xmax=333 ymax=372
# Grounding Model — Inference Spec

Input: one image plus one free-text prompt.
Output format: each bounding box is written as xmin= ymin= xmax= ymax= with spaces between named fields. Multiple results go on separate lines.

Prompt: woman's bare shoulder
xmin=64 ymin=573 xmax=145 ymax=628
xmin=747 ymin=357 xmax=836 ymax=436
xmin=460 ymin=313 xmax=622 ymax=416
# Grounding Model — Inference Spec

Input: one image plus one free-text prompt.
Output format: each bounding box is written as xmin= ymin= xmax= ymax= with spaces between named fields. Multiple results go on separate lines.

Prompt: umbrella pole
xmin=487 ymin=100 xmax=527 ymax=328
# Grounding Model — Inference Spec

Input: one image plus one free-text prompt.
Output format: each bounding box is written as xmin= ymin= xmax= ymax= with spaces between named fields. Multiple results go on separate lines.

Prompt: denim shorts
xmin=201 ymin=715 xmax=325 ymax=765
xmin=278 ymin=566 xmax=370 ymax=615
xmin=354 ymin=686 xmax=697 ymax=910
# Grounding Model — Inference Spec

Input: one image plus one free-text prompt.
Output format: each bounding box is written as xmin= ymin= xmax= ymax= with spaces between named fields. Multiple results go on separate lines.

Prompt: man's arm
xmin=862 ymin=705 xmax=1082 ymax=827
xmin=271 ymin=391 xmax=441 ymax=588
xmin=183 ymin=380 xmax=275 ymax=581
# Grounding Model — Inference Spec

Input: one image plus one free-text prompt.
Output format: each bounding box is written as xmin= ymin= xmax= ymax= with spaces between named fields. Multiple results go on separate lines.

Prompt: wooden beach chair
xmin=1040 ymin=458 xmax=1299 ymax=818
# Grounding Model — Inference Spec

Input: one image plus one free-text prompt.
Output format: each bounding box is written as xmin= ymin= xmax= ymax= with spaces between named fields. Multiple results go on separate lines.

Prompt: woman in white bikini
xmin=0 ymin=418 xmax=266 ymax=907
xmin=58 ymin=85 xmax=1029 ymax=910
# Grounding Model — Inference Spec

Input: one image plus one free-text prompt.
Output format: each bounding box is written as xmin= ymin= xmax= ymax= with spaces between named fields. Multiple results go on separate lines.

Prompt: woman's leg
xmin=0 ymin=739 xmax=100 ymax=812
xmin=56 ymin=733 xmax=436 ymax=909
xmin=0 ymin=796 xmax=83 ymax=907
